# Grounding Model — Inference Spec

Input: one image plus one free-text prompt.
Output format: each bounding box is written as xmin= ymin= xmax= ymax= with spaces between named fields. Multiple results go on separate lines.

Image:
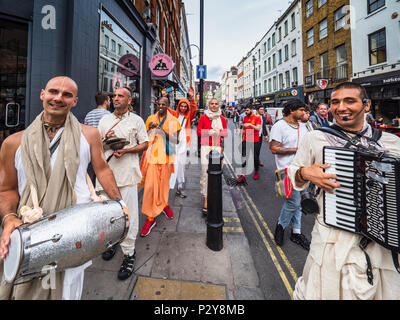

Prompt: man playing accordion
xmin=288 ymin=82 xmax=400 ymax=300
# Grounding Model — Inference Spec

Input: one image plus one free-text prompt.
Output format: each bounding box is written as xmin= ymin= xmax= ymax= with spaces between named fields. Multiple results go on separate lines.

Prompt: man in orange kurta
xmin=139 ymin=97 xmax=181 ymax=237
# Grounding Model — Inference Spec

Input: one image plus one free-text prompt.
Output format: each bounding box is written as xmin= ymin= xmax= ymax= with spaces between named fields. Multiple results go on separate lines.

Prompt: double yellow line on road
xmin=224 ymin=157 xmax=298 ymax=298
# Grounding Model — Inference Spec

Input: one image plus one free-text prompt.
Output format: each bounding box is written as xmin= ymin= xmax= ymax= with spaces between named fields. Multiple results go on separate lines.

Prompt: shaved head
xmin=45 ymin=76 xmax=78 ymax=97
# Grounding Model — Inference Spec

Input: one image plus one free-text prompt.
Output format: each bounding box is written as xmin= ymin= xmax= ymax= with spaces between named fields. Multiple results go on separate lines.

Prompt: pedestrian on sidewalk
xmin=167 ymin=87 xmax=197 ymax=198
xmin=96 ymin=87 xmax=149 ymax=281
xmin=269 ymin=99 xmax=310 ymax=250
xmin=83 ymin=92 xmax=111 ymax=128
xmin=139 ymin=96 xmax=181 ymax=236
xmin=237 ymin=105 xmax=262 ymax=182
xmin=83 ymin=92 xmax=111 ymax=185
xmin=309 ymin=103 xmax=330 ymax=129
xmin=233 ymin=107 xmax=241 ymax=131
xmin=301 ymin=105 xmax=314 ymax=132
xmin=256 ymin=105 xmax=270 ymax=167
xmin=197 ymin=98 xmax=228 ymax=216
xmin=0 ymin=76 xmax=122 ymax=300
xmin=288 ymin=82 xmax=400 ymax=300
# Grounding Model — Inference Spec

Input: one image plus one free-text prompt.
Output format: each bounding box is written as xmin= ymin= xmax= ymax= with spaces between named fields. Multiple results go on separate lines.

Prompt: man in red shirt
xmin=197 ymin=98 xmax=228 ymax=215
xmin=238 ymin=105 xmax=262 ymax=181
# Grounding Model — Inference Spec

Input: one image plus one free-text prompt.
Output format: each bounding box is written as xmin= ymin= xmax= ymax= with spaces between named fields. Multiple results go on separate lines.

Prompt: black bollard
xmin=206 ymin=149 xmax=224 ymax=251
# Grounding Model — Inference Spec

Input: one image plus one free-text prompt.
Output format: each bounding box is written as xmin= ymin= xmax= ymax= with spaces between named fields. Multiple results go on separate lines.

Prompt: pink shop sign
xmin=149 ymin=53 xmax=174 ymax=77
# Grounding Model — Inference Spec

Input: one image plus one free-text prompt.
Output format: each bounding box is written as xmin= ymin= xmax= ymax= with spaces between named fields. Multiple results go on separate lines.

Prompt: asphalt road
xmin=222 ymin=118 xmax=315 ymax=300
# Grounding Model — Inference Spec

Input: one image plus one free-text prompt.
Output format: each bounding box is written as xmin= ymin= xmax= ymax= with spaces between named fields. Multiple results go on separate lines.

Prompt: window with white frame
xmin=292 ymin=67 xmax=298 ymax=84
xmin=279 ymin=73 xmax=284 ymax=89
xmin=369 ymin=28 xmax=386 ymax=65
xmin=285 ymin=71 xmax=290 ymax=88
xmin=308 ymin=58 xmax=315 ymax=74
xmin=319 ymin=18 xmax=327 ymax=40
xmin=291 ymin=12 xmax=296 ymax=30
xmin=334 ymin=6 xmax=347 ymax=31
xmin=368 ymin=0 xmax=385 ymax=14
xmin=291 ymin=39 xmax=296 ymax=56
xmin=306 ymin=0 xmax=313 ymax=18
xmin=284 ymin=45 xmax=289 ymax=61
xmin=307 ymin=28 xmax=314 ymax=47
xmin=284 ymin=20 xmax=288 ymax=37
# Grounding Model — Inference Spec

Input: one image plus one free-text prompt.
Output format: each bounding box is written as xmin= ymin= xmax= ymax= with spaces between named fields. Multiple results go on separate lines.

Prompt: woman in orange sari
xmin=168 ymin=87 xmax=197 ymax=198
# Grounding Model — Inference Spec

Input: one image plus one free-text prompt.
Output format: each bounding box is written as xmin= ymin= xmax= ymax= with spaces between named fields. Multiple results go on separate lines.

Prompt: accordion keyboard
xmin=323 ymin=148 xmax=359 ymax=233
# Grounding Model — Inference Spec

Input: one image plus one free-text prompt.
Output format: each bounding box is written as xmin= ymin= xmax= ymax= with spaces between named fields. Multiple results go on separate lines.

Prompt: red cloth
xmin=197 ymin=114 xmax=228 ymax=146
xmin=242 ymin=114 xmax=261 ymax=142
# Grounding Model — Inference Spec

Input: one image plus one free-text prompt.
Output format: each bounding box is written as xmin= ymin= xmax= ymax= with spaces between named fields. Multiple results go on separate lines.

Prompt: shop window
xmin=99 ymin=9 xmax=141 ymax=113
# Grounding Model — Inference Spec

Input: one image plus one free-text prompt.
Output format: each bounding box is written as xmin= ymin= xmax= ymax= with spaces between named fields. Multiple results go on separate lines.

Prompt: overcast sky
xmin=184 ymin=0 xmax=290 ymax=82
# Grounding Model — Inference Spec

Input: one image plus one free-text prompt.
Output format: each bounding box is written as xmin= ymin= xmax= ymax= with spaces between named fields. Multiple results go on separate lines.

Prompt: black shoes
xmin=176 ymin=189 xmax=187 ymax=198
xmin=102 ymin=245 xmax=117 ymax=261
xmin=118 ymin=251 xmax=136 ymax=281
xmin=274 ymin=223 xmax=284 ymax=246
xmin=290 ymin=232 xmax=311 ymax=251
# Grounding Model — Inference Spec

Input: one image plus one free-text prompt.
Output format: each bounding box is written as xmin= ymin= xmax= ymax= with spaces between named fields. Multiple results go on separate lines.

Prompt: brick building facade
xmin=301 ymin=0 xmax=353 ymax=107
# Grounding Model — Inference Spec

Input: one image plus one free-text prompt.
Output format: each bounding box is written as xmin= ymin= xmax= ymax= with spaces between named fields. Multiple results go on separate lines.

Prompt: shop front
xmin=352 ymin=70 xmax=400 ymax=123
xmin=256 ymin=94 xmax=275 ymax=107
xmin=274 ymin=86 xmax=304 ymax=107
xmin=0 ymin=17 xmax=29 ymax=146
xmin=0 ymin=0 xmax=156 ymax=148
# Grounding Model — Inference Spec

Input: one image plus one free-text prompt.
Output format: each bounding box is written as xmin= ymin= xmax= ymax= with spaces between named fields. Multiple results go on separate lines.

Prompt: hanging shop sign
xmin=317 ymin=79 xmax=329 ymax=90
xmin=149 ymin=53 xmax=174 ymax=77
xmin=308 ymin=93 xmax=314 ymax=103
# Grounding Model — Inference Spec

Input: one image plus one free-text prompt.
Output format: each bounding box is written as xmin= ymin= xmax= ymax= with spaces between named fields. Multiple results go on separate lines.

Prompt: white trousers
xmin=169 ymin=151 xmax=187 ymax=190
xmin=101 ymin=184 xmax=139 ymax=256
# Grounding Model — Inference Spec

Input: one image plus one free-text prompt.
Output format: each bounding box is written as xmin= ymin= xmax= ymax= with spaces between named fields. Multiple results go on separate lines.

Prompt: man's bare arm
xmin=82 ymin=126 xmax=122 ymax=199
xmin=0 ymin=133 xmax=23 ymax=259
xmin=269 ymin=140 xmax=297 ymax=155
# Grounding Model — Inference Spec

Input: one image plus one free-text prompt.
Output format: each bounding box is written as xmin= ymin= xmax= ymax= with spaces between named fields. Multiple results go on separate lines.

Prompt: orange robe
xmin=140 ymin=112 xmax=181 ymax=217
xmin=167 ymin=98 xmax=197 ymax=146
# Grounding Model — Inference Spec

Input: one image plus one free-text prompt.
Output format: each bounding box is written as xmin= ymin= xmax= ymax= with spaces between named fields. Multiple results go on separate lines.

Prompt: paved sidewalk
xmin=82 ymin=159 xmax=263 ymax=300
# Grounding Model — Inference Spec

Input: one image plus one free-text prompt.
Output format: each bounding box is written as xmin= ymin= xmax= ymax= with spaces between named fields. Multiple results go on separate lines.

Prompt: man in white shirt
xmin=96 ymin=87 xmax=149 ymax=281
xmin=269 ymin=99 xmax=310 ymax=250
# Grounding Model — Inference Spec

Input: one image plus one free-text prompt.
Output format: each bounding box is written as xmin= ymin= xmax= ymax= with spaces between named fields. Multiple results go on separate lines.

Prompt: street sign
xmin=196 ymin=65 xmax=207 ymax=79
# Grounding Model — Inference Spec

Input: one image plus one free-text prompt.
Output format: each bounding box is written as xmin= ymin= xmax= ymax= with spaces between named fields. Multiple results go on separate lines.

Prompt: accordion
xmin=323 ymin=146 xmax=400 ymax=253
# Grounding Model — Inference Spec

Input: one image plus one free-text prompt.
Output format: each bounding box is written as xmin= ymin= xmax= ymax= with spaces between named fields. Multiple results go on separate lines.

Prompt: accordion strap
xmin=317 ymin=124 xmax=382 ymax=150
xmin=359 ymin=237 xmax=374 ymax=286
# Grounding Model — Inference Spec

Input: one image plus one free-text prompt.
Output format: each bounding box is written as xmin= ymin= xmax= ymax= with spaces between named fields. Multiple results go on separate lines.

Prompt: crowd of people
xmin=0 ymin=76 xmax=399 ymax=300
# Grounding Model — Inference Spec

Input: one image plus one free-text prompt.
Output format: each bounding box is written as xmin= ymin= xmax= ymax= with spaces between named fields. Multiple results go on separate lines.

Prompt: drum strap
xmin=49 ymin=132 xmax=63 ymax=157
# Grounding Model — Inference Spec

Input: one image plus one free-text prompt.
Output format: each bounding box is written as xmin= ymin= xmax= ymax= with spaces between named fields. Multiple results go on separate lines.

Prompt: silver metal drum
xmin=4 ymin=199 xmax=129 ymax=284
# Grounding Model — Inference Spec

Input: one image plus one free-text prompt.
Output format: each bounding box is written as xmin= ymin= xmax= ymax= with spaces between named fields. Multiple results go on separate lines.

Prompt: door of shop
xmin=0 ymin=18 xmax=28 ymax=147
